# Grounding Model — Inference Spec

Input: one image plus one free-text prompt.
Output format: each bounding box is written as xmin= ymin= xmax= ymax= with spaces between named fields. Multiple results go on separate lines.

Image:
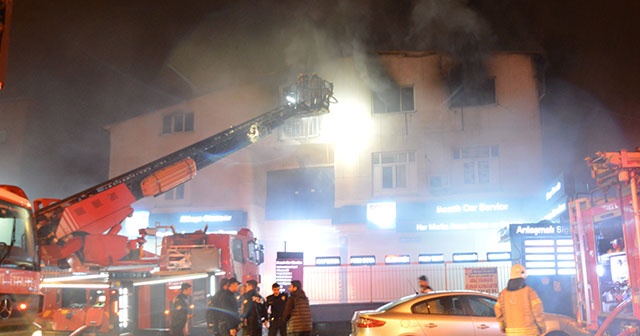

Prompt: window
xmin=373 ymin=86 xmax=414 ymax=113
xmin=247 ymin=241 xmax=256 ymax=263
xmin=265 ymin=167 xmax=335 ymax=220
xmin=453 ymin=145 xmax=499 ymax=186
xmin=247 ymin=241 xmax=264 ymax=264
xmin=61 ymin=288 xmax=87 ymax=308
xmin=0 ymin=201 xmax=36 ymax=269
xmin=232 ymin=239 xmax=244 ymax=263
xmin=467 ymin=296 xmax=496 ymax=317
xmin=164 ymin=184 xmax=185 ymax=200
xmin=448 ymin=70 xmax=497 ymax=108
xmin=453 ymin=145 xmax=499 ymax=160
xmin=162 ymin=111 xmax=194 ymax=134
xmin=412 ymin=296 xmax=465 ymax=316
xmin=372 ymin=151 xmax=417 ymax=194
xmin=280 ymin=115 xmax=323 ymax=140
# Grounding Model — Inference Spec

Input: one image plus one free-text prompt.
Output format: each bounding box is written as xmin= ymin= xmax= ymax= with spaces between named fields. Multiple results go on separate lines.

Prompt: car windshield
xmin=375 ymin=294 xmax=419 ymax=312
xmin=0 ymin=200 xmax=37 ymax=270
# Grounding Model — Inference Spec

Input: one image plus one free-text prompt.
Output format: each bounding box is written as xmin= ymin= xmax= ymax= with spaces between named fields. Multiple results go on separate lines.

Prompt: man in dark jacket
xmin=265 ymin=282 xmax=288 ymax=336
xmin=283 ymin=280 xmax=312 ymax=336
xmin=240 ymin=279 xmax=267 ymax=336
xmin=217 ymin=277 xmax=241 ymax=336
xmin=208 ymin=278 xmax=229 ymax=335
xmin=170 ymin=283 xmax=192 ymax=336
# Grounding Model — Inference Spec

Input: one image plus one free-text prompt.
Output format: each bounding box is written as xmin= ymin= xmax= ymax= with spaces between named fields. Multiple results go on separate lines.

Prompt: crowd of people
xmin=171 ymin=264 xmax=547 ymax=336
xmin=169 ymin=278 xmax=312 ymax=336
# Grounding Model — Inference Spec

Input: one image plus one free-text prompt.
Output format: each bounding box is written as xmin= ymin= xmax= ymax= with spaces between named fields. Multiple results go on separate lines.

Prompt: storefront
xmin=334 ymin=198 xmax=542 ymax=233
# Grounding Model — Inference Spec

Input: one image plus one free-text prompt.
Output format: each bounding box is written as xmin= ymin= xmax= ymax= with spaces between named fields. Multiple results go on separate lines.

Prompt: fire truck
xmin=38 ymin=226 xmax=263 ymax=335
xmin=569 ymin=149 xmax=640 ymax=335
xmin=26 ymin=74 xmax=334 ymax=335
xmin=0 ymin=186 xmax=43 ymax=336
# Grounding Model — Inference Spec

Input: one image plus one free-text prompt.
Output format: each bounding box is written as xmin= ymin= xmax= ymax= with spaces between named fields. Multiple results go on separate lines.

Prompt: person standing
xmin=208 ymin=278 xmax=230 ymax=335
xmin=218 ymin=278 xmax=241 ymax=336
xmin=170 ymin=283 xmax=192 ymax=336
xmin=283 ymin=280 xmax=312 ymax=336
xmin=495 ymin=264 xmax=546 ymax=336
xmin=418 ymin=275 xmax=433 ymax=293
xmin=265 ymin=283 xmax=288 ymax=336
xmin=240 ymin=279 xmax=267 ymax=336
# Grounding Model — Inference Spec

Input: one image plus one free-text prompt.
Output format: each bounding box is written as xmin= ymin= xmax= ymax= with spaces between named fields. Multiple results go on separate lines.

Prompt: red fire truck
xmin=32 ymin=74 xmax=334 ymax=335
xmin=0 ymin=186 xmax=43 ymax=336
xmin=569 ymin=149 xmax=640 ymax=335
xmin=38 ymin=226 xmax=262 ymax=335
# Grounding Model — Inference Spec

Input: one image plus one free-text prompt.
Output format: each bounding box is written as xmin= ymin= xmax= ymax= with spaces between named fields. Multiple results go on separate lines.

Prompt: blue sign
xmin=148 ymin=210 xmax=247 ymax=232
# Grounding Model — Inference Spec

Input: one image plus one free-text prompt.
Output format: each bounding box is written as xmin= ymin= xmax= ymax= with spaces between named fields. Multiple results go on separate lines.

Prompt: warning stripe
xmin=59 ymin=208 xmax=81 ymax=238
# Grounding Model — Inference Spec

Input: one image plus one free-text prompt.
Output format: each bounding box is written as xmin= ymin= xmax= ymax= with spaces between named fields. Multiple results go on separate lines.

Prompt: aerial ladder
xmin=33 ymin=74 xmax=334 ymax=272
xmin=569 ymin=149 xmax=640 ymax=336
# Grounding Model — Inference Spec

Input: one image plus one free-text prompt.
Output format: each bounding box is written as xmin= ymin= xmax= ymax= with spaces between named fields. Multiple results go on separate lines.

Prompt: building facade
xmin=108 ymin=52 xmax=546 ymax=286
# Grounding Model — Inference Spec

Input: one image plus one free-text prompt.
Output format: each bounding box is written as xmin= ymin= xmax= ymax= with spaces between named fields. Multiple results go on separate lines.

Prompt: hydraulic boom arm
xmin=35 ymin=74 xmax=334 ymax=270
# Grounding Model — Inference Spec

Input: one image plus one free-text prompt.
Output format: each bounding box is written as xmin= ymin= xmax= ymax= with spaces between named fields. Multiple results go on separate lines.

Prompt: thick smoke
xmin=409 ymin=0 xmax=495 ymax=86
xmin=167 ymin=0 xmax=495 ymax=96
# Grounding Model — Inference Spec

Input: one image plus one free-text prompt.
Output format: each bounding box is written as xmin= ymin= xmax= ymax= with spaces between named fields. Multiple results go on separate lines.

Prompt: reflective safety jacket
xmin=495 ymin=279 xmax=546 ymax=336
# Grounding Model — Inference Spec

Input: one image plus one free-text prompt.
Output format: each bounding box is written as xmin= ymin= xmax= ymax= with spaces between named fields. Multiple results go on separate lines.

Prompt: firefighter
xmin=265 ymin=283 xmax=288 ymax=336
xmin=495 ymin=264 xmax=546 ymax=336
xmin=170 ymin=283 xmax=192 ymax=336
xmin=240 ymin=279 xmax=267 ymax=336
xmin=218 ymin=277 xmax=241 ymax=336
xmin=208 ymin=278 xmax=230 ymax=335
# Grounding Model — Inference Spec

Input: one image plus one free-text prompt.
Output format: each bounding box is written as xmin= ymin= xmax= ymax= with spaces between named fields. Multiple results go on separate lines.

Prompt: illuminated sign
xmin=384 ymin=254 xmax=411 ymax=265
xmin=487 ymin=252 xmax=511 ymax=261
xmin=315 ymin=256 xmax=341 ymax=266
xmin=453 ymin=252 xmax=479 ymax=263
xmin=545 ymin=181 xmax=562 ymax=201
xmin=523 ymin=239 xmax=575 ymax=276
xmin=416 ymin=222 xmax=507 ymax=232
xmin=418 ymin=253 xmax=445 ymax=264
xmin=435 ymin=202 xmax=509 ymax=214
xmin=350 ymin=255 xmax=376 ymax=266
xmin=512 ymin=224 xmax=570 ymax=236
xmin=179 ymin=214 xmax=233 ymax=223
xmin=542 ymin=203 xmax=567 ymax=221
xmin=276 ymin=252 xmax=304 ymax=288
xmin=367 ymin=202 xmax=397 ymax=229
xmin=149 ymin=211 xmax=246 ymax=232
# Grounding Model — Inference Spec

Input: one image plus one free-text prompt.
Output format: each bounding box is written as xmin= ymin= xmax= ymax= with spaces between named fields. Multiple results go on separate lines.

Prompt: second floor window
xmin=373 ymin=85 xmax=414 ymax=114
xmin=372 ymin=151 xmax=417 ymax=194
xmin=162 ymin=111 xmax=194 ymax=134
xmin=453 ymin=145 xmax=499 ymax=186
xmin=449 ymin=78 xmax=496 ymax=108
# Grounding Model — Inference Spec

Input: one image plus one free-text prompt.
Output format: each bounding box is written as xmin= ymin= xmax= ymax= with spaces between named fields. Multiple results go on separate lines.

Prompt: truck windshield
xmin=0 ymin=200 xmax=37 ymax=270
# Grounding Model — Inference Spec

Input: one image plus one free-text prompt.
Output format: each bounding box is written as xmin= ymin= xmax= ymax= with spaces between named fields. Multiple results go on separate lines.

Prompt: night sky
xmin=2 ymin=0 xmax=639 ymax=198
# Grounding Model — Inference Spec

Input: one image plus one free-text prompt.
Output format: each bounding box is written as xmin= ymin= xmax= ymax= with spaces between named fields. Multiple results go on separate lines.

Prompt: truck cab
xmin=0 ymin=185 xmax=43 ymax=336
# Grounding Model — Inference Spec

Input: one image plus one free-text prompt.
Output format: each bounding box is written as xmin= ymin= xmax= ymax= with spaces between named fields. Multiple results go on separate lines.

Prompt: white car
xmin=351 ymin=291 xmax=589 ymax=336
